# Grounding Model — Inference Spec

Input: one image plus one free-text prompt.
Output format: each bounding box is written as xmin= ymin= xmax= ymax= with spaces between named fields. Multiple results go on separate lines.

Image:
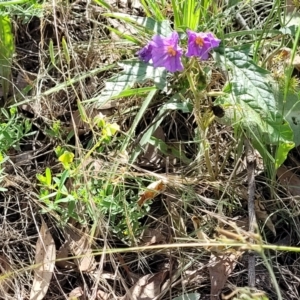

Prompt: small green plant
xmin=0 ymin=107 xmax=32 ymax=153
xmin=0 ymin=0 xmax=43 ymax=100
xmin=36 ymin=116 xmax=149 ymax=244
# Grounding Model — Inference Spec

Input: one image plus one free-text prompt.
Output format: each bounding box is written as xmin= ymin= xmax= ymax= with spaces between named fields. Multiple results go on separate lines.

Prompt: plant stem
xmin=186 ymin=71 xmax=215 ymax=180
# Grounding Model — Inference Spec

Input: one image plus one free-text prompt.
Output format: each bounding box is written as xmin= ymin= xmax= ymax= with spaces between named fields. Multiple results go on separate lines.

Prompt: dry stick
xmin=244 ymin=138 xmax=257 ymax=288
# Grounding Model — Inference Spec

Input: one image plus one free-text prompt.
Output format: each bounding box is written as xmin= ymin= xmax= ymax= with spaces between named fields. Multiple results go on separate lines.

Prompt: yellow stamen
xmin=167 ymin=46 xmax=176 ymax=56
xmin=196 ymin=36 xmax=204 ymax=46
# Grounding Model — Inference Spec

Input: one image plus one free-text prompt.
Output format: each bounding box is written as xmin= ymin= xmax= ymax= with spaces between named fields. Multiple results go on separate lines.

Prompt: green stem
xmin=186 ymin=70 xmax=214 ymax=180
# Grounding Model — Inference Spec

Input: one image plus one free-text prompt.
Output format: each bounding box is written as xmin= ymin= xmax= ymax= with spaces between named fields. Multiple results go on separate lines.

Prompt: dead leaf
xmin=66 ymin=227 xmax=96 ymax=272
xmin=137 ymin=180 xmax=166 ymax=207
xmin=286 ymin=0 xmax=298 ymax=13
xmin=255 ymin=200 xmax=276 ymax=236
xmin=191 ymin=216 xmax=244 ymax=299
xmin=277 ymin=165 xmax=300 ymax=196
xmin=140 ymin=228 xmax=166 ymax=246
xmin=122 ymin=271 xmax=168 ymax=300
xmin=97 ymin=290 xmax=112 ymax=300
xmin=55 ymin=241 xmax=76 ymax=270
xmin=191 ymin=216 xmax=211 ymax=250
xmin=30 ymin=218 xmax=56 ymax=300
xmin=0 ymin=255 xmax=13 ymax=296
xmin=68 ymin=287 xmax=84 ymax=300
xmin=209 ymin=252 xmax=240 ymax=300
xmin=170 ymin=200 xmax=187 ymax=236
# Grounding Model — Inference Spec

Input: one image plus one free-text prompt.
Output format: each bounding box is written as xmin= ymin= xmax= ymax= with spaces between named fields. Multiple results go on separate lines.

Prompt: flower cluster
xmin=137 ymin=30 xmax=221 ymax=73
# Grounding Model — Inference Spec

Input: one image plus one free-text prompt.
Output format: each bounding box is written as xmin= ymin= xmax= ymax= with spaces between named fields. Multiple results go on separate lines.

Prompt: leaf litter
xmin=30 ymin=218 xmax=56 ymax=300
xmin=3 ymin=0 xmax=300 ymax=299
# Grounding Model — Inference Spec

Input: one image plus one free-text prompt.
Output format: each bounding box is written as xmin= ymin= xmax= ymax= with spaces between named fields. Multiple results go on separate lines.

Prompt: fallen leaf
xmin=139 ymin=228 xmax=166 ymax=246
xmin=191 ymin=216 xmax=244 ymax=299
xmin=191 ymin=216 xmax=211 ymax=250
xmin=255 ymin=200 xmax=276 ymax=236
xmin=66 ymin=227 xmax=96 ymax=272
xmin=137 ymin=180 xmax=166 ymax=207
xmin=277 ymin=165 xmax=300 ymax=196
xmin=208 ymin=252 xmax=240 ymax=300
xmin=30 ymin=218 xmax=56 ymax=300
xmin=97 ymin=290 xmax=112 ymax=300
xmin=55 ymin=241 xmax=76 ymax=270
xmin=0 ymin=255 xmax=13 ymax=296
xmin=68 ymin=287 xmax=84 ymax=300
xmin=122 ymin=271 xmax=168 ymax=300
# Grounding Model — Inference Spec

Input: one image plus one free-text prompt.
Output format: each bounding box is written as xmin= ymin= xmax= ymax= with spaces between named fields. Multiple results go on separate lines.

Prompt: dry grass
xmin=1 ymin=0 xmax=300 ymax=299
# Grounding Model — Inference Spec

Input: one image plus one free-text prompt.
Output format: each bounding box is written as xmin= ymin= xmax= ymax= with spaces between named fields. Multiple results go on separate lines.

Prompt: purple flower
xmin=150 ymin=32 xmax=183 ymax=73
xmin=136 ymin=42 xmax=153 ymax=63
xmin=186 ymin=30 xmax=221 ymax=60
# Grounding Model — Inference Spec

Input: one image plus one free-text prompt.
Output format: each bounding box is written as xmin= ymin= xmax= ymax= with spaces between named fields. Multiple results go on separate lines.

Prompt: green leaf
xmin=103 ymin=13 xmax=173 ymax=36
xmin=45 ymin=167 xmax=52 ymax=186
xmin=129 ymin=93 xmax=191 ymax=163
xmin=36 ymin=173 xmax=47 ymax=185
xmin=214 ymin=48 xmax=294 ymax=168
xmin=61 ymin=37 xmax=70 ymax=65
xmin=276 ymin=89 xmax=300 ymax=146
xmin=97 ymin=60 xmax=167 ymax=108
xmin=182 ymin=0 xmax=201 ymax=31
xmin=92 ymin=0 xmax=113 ymax=11
xmin=0 ymin=0 xmax=30 ymax=6
xmin=138 ymin=0 xmax=165 ymax=21
xmin=0 ymin=15 xmax=14 ymax=100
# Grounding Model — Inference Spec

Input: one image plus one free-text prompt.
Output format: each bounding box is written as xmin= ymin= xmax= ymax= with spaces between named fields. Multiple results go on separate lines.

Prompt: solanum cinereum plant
xmin=136 ymin=30 xmax=221 ymax=72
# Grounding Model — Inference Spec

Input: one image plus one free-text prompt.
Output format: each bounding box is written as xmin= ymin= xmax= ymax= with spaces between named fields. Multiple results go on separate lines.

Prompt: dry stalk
xmin=244 ymin=137 xmax=257 ymax=288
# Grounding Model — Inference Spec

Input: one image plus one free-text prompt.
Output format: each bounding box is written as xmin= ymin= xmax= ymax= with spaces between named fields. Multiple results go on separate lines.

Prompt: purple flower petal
xmin=150 ymin=32 xmax=183 ymax=72
xmin=186 ymin=30 xmax=221 ymax=60
xmin=136 ymin=42 xmax=153 ymax=63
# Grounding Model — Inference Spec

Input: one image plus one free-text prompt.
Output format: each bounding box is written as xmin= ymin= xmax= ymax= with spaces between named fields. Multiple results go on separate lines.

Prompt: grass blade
xmin=0 ymin=15 xmax=14 ymax=100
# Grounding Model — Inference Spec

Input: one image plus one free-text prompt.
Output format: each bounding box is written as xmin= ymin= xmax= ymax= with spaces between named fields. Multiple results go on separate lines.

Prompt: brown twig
xmin=244 ymin=137 xmax=257 ymax=288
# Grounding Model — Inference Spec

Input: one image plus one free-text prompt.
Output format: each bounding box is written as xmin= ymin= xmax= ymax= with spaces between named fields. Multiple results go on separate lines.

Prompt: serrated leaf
xmin=214 ymin=48 xmax=294 ymax=168
xmin=103 ymin=13 xmax=173 ymax=36
xmin=97 ymin=60 xmax=167 ymax=107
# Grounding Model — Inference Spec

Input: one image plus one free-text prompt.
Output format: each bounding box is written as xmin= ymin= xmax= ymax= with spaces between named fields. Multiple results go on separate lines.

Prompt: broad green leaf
xmin=97 ymin=60 xmax=167 ymax=108
xmin=103 ymin=13 xmax=173 ymax=36
xmin=279 ymin=11 xmax=300 ymax=36
xmin=0 ymin=15 xmax=14 ymax=100
xmin=214 ymin=48 xmax=294 ymax=168
xmin=276 ymin=89 xmax=300 ymax=146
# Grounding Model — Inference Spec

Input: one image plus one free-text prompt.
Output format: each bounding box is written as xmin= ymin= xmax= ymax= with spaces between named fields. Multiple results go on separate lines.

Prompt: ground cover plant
xmin=1 ymin=0 xmax=300 ymax=299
